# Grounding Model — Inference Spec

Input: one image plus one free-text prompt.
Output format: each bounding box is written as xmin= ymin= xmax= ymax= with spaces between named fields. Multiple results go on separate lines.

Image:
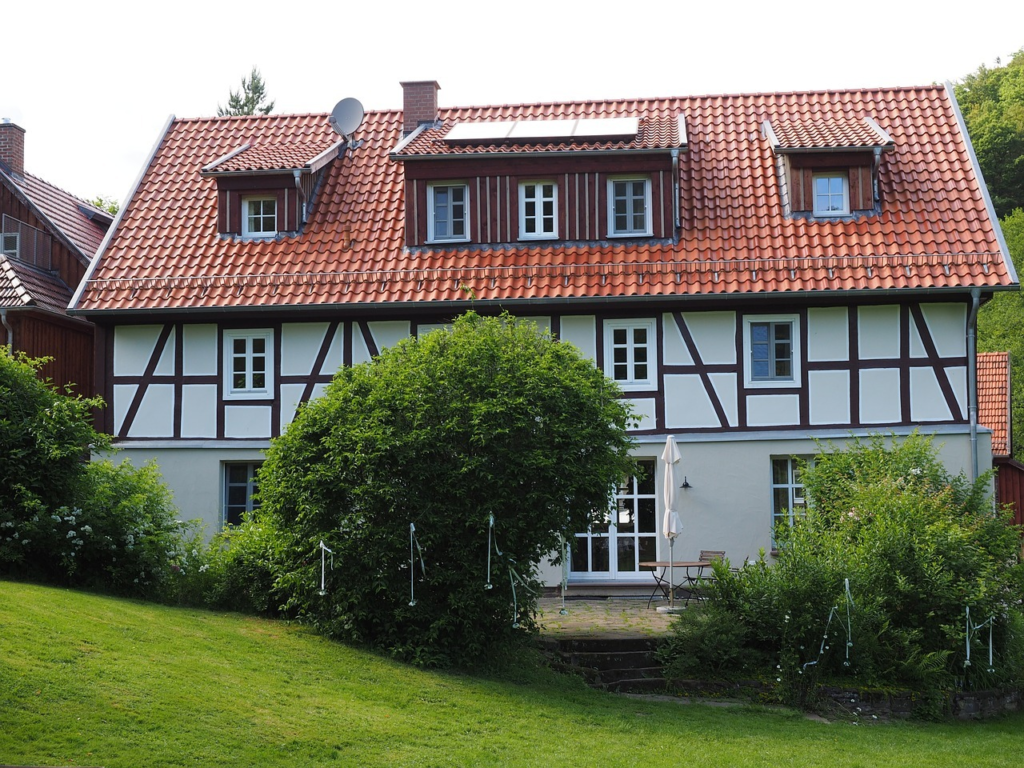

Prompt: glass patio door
xmin=571 ymin=459 xmax=657 ymax=580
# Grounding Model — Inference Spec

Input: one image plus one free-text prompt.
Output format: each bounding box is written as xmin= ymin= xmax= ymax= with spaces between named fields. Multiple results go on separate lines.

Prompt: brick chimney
xmin=400 ymin=81 xmax=440 ymax=135
xmin=0 ymin=119 xmax=26 ymax=177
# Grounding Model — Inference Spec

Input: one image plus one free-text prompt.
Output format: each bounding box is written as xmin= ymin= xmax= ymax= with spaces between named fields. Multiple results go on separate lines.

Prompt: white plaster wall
xmin=113 ymin=383 xmax=137 ymax=434
xmin=919 ymin=304 xmax=966 ymax=358
xmin=946 ymin=365 xmax=967 ymax=417
xmin=154 ymin=328 xmax=175 ymax=376
xmin=279 ymin=383 xmax=306 ymax=433
xmin=128 ymin=384 xmax=174 ymax=438
xmin=281 ymin=323 xmax=328 ymax=376
xmin=180 ymin=385 xmax=217 ymax=438
xmin=113 ymin=325 xmax=162 ymax=376
xmin=182 ymin=325 xmax=217 ymax=375
xmin=747 ymin=394 xmax=800 ymax=426
xmin=319 ymin=326 xmax=345 ymax=376
xmin=224 ymin=406 xmax=272 ymax=438
xmin=661 ymin=312 xmax=693 ymax=365
xmin=809 ymin=370 xmax=851 ymax=425
xmin=368 ymin=321 xmax=412 ymax=353
xmin=807 ymin=307 xmax=848 ymax=361
xmin=559 ymin=315 xmax=597 ymax=361
xmin=859 ymin=305 xmax=900 ymax=359
xmin=682 ymin=311 xmax=736 ymax=364
xmin=860 ymin=368 xmax=901 ymax=423
xmin=665 ymin=375 xmax=719 ymax=428
xmin=709 ymin=373 xmax=738 ymax=427
xmin=627 ymin=398 xmax=656 ymax=429
xmin=910 ymin=368 xmax=952 ymax=422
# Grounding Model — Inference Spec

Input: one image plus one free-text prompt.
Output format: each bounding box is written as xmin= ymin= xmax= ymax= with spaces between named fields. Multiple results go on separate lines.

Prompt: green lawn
xmin=1 ymin=581 xmax=1021 ymax=767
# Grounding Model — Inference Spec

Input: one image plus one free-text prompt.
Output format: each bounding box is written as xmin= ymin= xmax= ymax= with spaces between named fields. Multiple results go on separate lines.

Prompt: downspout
xmin=0 ymin=307 xmax=12 ymax=348
xmin=968 ymin=287 xmax=981 ymax=481
xmin=293 ymin=170 xmax=305 ymax=225
xmin=670 ymin=148 xmax=681 ymax=230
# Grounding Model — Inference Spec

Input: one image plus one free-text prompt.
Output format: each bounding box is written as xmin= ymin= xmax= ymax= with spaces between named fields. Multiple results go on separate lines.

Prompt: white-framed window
xmin=604 ymin=319 xmax=657 ymax=391
xmin=572 ymin=459 xmax=657 ymax=578
xmin=771 ymin=456 xmax=810 ymax=547
xmin=1 ymin=232 xmax=18 ymax=258
xmin=427 ymin=183 xmax=469 ymax=243
xmin=519 ymin=181 xmax=558 ymax=239
xmin=224 ymin=329 xmax=273 ymax=399
xmin=224 ymin=462 xmax=261 ymax=526
xmin=241 ymin=196 xmax=277 ymax=237
xmin=812 ymin=172 xmax=850 ymax=216
xmin=743 ymin=314 xmax=800 ymax=388
xmin=608 ymin=177 xmax=652 ymax=237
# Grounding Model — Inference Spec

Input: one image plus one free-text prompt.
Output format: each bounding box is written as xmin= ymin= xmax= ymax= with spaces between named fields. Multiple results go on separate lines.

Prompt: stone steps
xmin=539 ymin=636 xmax=669 ymax=693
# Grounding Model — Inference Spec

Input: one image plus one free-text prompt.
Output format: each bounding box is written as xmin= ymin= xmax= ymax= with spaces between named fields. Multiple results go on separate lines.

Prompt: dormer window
xmin=1 ymin=232 xmax=17 ymax=258
xmin=812 ymin=172 xmax=849 ymax=216
xmin=428 ymin=183 xmax=469 ymax=243
xmin=242 ymin=196 xmax=277 ymax=238
xmin=519 ymin=181 xmax=557 ymax=240
xmin=608 ymin=177 xmax=652 ymax=237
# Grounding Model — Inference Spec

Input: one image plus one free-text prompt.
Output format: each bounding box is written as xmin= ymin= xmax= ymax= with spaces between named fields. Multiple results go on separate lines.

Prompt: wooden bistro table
xmin=640 ymin=560 xmax=712 ymax=609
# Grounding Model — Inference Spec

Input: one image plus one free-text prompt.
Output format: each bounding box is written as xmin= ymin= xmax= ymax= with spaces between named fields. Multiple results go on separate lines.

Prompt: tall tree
xmin=954 ymin=49 xmax=1024 ymax=218
xmin=217 ymin=67 xmax=275 ymax=117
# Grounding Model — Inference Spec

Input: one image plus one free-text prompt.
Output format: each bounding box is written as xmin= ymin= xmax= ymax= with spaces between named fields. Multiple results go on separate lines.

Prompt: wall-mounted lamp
xmin=681 ymin=477 xmax=692 ymax=489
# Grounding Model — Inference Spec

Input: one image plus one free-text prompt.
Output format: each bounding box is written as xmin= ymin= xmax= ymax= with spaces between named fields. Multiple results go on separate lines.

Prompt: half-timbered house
xmin=1 ymin=120 xmax=109 ymax=394
xmin=69 ymin=81 xmax=1017 ymax=589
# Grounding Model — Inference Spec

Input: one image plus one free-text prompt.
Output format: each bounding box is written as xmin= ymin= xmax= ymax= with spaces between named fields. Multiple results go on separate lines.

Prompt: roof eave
xmin=391 ymin=146 xmax=685 ymax=162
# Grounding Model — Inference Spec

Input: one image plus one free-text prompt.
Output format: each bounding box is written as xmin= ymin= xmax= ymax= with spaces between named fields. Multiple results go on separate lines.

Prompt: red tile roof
xmin=203 ymin=138 xmax=343 ymax=174
xmin=15 ymin=173 xmax=110 ymax=260
xmin=73 ymin=85 xmax=1015 ymax=313
xmin=0 ymin=255 xmax=74 ymax=314
xmin=768 ymin=117 xmax=892 ymax=150
xmin=978 ymin=351 xmax=1011 ymax=457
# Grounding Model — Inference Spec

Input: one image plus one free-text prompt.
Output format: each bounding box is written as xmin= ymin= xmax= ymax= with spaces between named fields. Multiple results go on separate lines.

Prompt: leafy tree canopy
xmin=89 ymin=195 xmax=119 ymax=215
xmin=217 ymin=67 xmax=275 ymax=117
xmin=954 ymin=49 xmax=1024 ymax=218
xmin=251 ymin=312 xmax=637 ymax=665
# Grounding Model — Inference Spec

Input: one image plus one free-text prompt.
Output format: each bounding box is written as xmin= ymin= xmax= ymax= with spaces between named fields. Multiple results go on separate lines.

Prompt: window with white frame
xmin=572 ymin=459 xmax=657 ymax=578
xmin=224 ymin=329 xmax=273 ymax=399
xmin=224 ymin=462 xmax=261 ymax=526
xmin=1 ymin=232 xmax=18 ymax=258
xmin=427 ymin=183 xmax=469 ymax=243
xmin=241 ymin=196 xmax=277 ymax=237
xmin=771 ymin=456 xmax=810 ymax=547
xmin=812 ymin=172 xmax=850 ymax=216
xmin=743 ymin=315 xmax=800 ymax=388
xmin=519 ymin=181 xmax=557 ymax=239
xmin=604 ymin=319 xmax=656 ymax=390
xmin=608 ymin=177 xmax=652 ymax=237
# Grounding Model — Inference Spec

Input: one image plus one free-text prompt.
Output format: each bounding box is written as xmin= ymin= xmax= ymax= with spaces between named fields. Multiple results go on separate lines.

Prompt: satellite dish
xmin=330 ymin=98 xmax=364 ymax=139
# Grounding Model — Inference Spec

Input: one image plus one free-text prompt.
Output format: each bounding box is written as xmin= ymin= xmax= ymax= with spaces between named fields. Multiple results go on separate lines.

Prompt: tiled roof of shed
xmin=0 ymin=255 xmax=74 ymax=314
xmin=978 ymin=351 xmax=1011 ymax=457
xmin=203 ymin=137 xmax=342 ymax=173
xmin=74 ymin=85 xmax=1015 ymax=313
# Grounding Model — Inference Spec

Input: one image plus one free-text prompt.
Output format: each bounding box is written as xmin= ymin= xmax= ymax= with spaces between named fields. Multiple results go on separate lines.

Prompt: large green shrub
xmin=250 ymin=312 xmax=637 ymax=665
xmin=661 ymin=434 xmax=1024 ymax=710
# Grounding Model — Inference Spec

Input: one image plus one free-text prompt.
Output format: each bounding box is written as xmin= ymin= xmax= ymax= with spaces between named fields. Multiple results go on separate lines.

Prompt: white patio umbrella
xmin=661 ymin=435 xmax=684 ymax=607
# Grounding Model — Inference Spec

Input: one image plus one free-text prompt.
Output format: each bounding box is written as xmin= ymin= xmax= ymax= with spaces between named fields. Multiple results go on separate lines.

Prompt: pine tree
xmin=217 ymin=67 xmax=276 ymax=117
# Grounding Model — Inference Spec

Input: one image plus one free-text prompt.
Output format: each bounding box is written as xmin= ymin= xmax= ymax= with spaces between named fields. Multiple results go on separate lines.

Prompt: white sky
xmin=3 ymin=1 xmax=1021 ymax=205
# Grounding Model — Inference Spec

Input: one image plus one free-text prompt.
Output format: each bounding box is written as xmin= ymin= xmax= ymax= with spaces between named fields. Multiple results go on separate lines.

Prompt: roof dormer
xmin=764 ymin=116 xmax=895 ymax=218
xmin=200 ymin=137 xmax=345 ymax=238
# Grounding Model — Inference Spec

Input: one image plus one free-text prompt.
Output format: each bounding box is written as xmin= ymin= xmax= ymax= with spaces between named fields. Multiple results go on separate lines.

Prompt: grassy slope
xmin=0 ymin=582 xmax=1021 ymax=768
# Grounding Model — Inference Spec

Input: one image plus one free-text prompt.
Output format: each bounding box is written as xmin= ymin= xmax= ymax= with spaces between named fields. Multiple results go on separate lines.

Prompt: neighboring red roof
xmin=395 ymin=115 xmax=684 ymax=157
xmin=979 ymin=351 xmax=1011 ymax=457
xmin=0 ymin=255 xmax=74 ymax=314
xmin=768 ymin=117 xmax=892 ymax=150
xmin=74 ymin=85 xmax=1015 ymax=313
xmin=15 ymin=173 xmax=110 ymax=260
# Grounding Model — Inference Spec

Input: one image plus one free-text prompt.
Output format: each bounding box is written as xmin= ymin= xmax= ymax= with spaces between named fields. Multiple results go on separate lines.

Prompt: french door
xmin=571 ymin=459 xmax=657 ymax=580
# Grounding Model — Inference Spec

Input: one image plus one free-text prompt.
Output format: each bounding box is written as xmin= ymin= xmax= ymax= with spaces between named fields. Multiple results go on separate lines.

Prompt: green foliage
xmin=249 ymin=311 xmax=637 ymax=665
xmin=217 ymin=66 xmax=275 ymax=117
xmin=88 ymin=195 xmax=119 ymax=215
xmin=0 ymin=349 xmax=109 ymax=577
xmin=203 ymin=517 xmax=290 ymax=614
xmin=655 ymin=602 xmax=758 ymax=680
xmin=661 ymin=434 xmax=1024 ymax=711
xmin=978 ymin=208 xmax=1024 ymax=462
xmin=955 ymin=49 xmax=1024 ymax=218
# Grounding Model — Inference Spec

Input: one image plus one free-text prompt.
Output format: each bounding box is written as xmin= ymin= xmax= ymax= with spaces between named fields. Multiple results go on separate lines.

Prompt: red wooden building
xmin=0 ymin=119 xmax=111 ymax=393
xmin=978 ymin=351 xmax=1024 ymax=525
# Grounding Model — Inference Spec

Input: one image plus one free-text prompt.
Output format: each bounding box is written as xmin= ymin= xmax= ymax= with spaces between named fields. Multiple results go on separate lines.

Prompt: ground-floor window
xmin=571 ymin=459 xmax=657 ymax=579
xmin=771 ymin=456 xmax=809 ymax=545
xmin=224 ymin=462 xmax=262 ymax=526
